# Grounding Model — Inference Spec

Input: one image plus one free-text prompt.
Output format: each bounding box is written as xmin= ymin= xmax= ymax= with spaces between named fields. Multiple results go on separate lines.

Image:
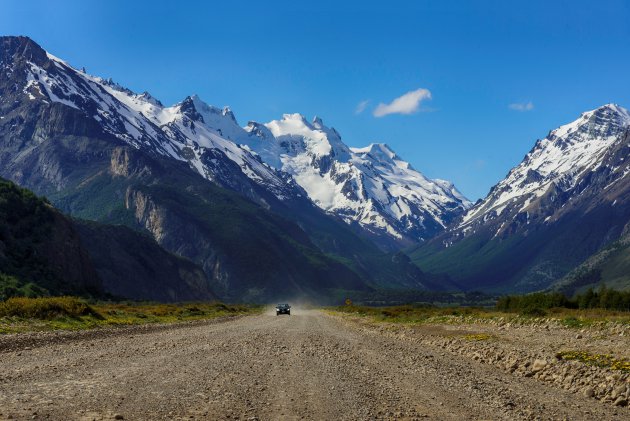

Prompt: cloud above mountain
xmin=355 ymin=99 xmax=370 ymax=115
xmin=509 ymin=101 xmax=534 ymax=111
xmin=373 ymin=88 xmax=432 ymax=117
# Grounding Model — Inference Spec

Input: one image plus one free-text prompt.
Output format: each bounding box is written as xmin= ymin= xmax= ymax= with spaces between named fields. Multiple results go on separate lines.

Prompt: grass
xmin=0 ymin=296 xmax=262 ymax=334
xmin=0 ymin=296 xmax=101 ymax=319
xmin=329 ymin=304 xmax=630 ymax=327
xmin=559 ymin=316 xmax=591 ymax=328
xmin=556 ymin=351 xmax=630 ymax=373
xmin=329 ymin=304 xmax=493 ymax=325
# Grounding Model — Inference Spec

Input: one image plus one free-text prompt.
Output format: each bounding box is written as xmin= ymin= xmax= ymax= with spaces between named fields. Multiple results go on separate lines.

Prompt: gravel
xmin=0 ymin=309 xmax=627 ymax=420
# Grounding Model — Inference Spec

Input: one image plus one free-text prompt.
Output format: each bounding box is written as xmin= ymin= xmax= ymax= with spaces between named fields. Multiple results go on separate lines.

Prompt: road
xmin=0 ymin=309 xmax=626 ymax=420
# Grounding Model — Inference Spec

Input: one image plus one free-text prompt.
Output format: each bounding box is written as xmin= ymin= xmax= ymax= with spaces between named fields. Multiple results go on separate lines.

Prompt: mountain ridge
xmin=6 ymin=35 xmax=470 ymax=249
xmin=411 ymin=104 xmax=630 ymax=292
xmin=1 ymin=36 xmax=445 ymax=302
xmin=5 ymin=35 xmax=629 ymax=299
xmin=243 ymin=112 xmax=472 ymax=248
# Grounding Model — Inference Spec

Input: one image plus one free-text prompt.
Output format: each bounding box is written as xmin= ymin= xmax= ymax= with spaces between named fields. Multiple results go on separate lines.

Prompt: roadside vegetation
xmin=0 ymin=296 xmax=261 ymax=334
xmin=496 ymin=286 xmax=630 ymax=313
xmin=556 ymin=350 xmax=630 ymax=373
xmin=331 ymin=287 xmax=630 ymax=327
xmin=331 ymin=303 xmax=492 ymax=324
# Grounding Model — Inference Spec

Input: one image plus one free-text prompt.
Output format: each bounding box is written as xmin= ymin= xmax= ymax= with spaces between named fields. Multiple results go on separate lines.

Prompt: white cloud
xmin=355 ymin=100 xmax=369 ymax=115
xmin=509 ymin=101 xmax=534 ymax=112
xmin=373 ymin=88 xmax=432 ymax=117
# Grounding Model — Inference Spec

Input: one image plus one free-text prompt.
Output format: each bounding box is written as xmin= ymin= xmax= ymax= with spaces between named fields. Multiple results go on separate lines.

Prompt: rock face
xmin=117 ymin=174 xmax=369 ymax=302
xmin=74 ymin=221 xmax=217 ymax=302
xmin=411 ymin=105 xmax=630 ymax=292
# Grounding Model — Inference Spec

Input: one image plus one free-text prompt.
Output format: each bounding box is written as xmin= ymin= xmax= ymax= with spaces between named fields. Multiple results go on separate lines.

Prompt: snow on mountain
xmin=15 ymin=40 xmax=470 ymax=245
xmin=243 ymin=114 xmax=472 ymax=243
xmin=19 ymin=52 xmax=296 ymax=200
xmin=411 ymin=104 xmax=630 ymax=292
xmin=459 ymin=103 xmax=630 ymax=230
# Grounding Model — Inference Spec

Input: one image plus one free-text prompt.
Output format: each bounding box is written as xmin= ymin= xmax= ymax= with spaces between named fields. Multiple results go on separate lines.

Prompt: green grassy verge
xmin=0 ymin=296 xmax=262 ymax=334
xmin=329 ymin=304 xmax=491 ymax=324
xmin=329 ymin=304 xmax=630 ymax=327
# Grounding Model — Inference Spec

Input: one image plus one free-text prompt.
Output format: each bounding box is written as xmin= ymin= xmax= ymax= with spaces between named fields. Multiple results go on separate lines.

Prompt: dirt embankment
xmin=332 ymin=313 xmax=630 ymax=410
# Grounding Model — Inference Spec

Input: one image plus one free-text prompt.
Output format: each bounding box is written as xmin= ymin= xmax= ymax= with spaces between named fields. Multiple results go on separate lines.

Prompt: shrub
xmin=0 ymin=296 xmax=102 ymax=320
xmin=496 ymin=292 xmax=570 ymax=312
xmin=520 ymin=307 xmax=547 ymax=317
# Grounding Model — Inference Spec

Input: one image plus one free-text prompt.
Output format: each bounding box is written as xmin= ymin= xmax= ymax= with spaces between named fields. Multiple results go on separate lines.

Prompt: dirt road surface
xmin=0 ymin=309 xmax=627 ymax=420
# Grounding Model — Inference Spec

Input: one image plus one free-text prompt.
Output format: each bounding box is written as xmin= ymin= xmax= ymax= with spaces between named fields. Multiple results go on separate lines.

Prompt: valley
xmin=2 ymin=4 xmax=630 ymax=421
xmin=2 ymin=36 xmax=630 ymax=302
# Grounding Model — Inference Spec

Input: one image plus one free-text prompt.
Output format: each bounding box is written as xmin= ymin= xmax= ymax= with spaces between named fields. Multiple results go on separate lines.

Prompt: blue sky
xmin=2 ymin=1 xmax=629 ymax=199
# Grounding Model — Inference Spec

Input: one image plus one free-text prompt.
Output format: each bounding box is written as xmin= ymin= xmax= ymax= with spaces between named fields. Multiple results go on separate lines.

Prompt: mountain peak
xmin=598 ymin=102 xmax=628 ymax=112
xmin=312 ymin=116 xmax=324 ymax=128
xmin=0 ymin=35 xmax=48 ymax=66
xmin=591 ymin=103 xmax=630 ymax=122
xmin=352 ymin=143 xmax=396 ymax=159
xmin=178 ymin=95 xmax=204 ymax=122
xmin=549 ymin=103 xmax=630 ymax=141
xmin=281 ymin=113 xmax=309 ymax=124
xmin=372 ymin=142 xmax=395 ymax=154
xmin=222 ymin=106 xmax=237 ymax=123
xmin=137 ymin=91 xmax=163 ymax=107
xmin=461 ymin=102 xmax=630 ymax=228
xmin=101 ymin=78 xmax=134 ymax=95
xmin=1 ymin=36 xmax=471 ymax=249
xmin=250 ymin=114 xmax=470 ymax=242
xmin=177 ymin=95 xmax=236 ymax=124
xmin=245 ymin=121 xmax=274 ymax=139
xmin=188 ymin=94 xmax=208 ymax=110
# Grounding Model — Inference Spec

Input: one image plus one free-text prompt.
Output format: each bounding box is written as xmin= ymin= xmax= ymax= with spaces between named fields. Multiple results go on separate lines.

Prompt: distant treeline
xmin=496 ymin=286 xmax=630 ymax=314
xmin=341 ymin=289 xmax=496 ymax=307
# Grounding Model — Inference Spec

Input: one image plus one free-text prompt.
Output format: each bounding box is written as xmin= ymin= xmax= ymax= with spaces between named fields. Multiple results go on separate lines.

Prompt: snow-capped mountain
xmin=7 ymin=36 xmax=470 ymax=247
xmin=411 ymin=104 xmax=630 ymax=292
xmin=1 ymin=36 xmax=378 ymax=300
xmin=18 ymin=48 xmax=299 ymax=203
xmin=242 ymin=114 xmax=471 ymax=245
xmin=458 ymin=104 xmax=630 ymax=237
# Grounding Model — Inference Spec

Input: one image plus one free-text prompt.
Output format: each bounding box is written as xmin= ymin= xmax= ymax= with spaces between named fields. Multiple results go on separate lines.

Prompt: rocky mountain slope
xmin=242 ymin=114 xmax=471 ymax=248
xmin=0 ymin=177 xmax=217 ymax=302
xmin=552 ymin=230 xmax=630 ymax=295
xmin=1 ymin=35 xmax=468 ymax=250
xmin=74 ymin=221 xmax=217 ymax=302
xmin=0 ymin=177 xmax=102 ymax=299
xmin=172 ymin=103 xmax=471 ymax=247
xmin=411 ymin=104 xmax=630 ymax=292
xmin=459 ymin=104 xmax=630 ymax=233
xmin=1 ymin=36 xmax=436 ymax=301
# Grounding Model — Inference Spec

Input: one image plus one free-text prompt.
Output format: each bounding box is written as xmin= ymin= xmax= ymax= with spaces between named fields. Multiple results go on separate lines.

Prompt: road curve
xmin=0 ymin=309 xmax=626 ymax=420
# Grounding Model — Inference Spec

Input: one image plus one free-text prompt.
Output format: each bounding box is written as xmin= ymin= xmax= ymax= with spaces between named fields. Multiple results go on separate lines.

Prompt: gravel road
xmin=0 ymin=309 xmax=627 ymax=420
